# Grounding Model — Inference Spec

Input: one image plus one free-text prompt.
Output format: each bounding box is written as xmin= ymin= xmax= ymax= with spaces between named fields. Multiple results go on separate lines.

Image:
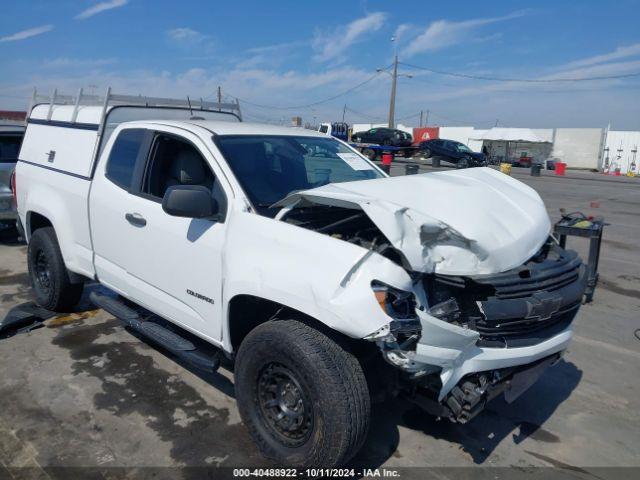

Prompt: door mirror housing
xmin=162 ymin=185 xmax=219 ymax=219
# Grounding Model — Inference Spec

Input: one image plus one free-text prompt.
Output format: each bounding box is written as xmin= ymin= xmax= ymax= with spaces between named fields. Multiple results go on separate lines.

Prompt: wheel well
xmin=227 ymin=295 xmax=358 ymax=353
xmin=27 ymin=212 xmax=52 ymax=237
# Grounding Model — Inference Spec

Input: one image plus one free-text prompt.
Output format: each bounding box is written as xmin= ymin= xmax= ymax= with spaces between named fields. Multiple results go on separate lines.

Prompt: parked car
xmin=16 ymin=91 xmax=586 ymax=468
xmin=352 ymin=127 xmax=412 ymax=147
xmin=419 ymin=138 xmax=485 ymax=168
xmin=0 ymin=123 xmax=25 ymax=228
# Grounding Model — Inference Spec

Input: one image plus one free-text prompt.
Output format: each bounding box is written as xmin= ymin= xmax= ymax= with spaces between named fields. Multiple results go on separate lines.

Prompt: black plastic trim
xmin=17 ymin=159 xmax=91 ymax=180
xmin=28 ymin=118 xmax=99 ymax=131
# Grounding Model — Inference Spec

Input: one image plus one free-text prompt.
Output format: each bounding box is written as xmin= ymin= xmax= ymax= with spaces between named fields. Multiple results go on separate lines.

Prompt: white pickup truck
xmin=16 ymin=91 xmax=586 ymax=467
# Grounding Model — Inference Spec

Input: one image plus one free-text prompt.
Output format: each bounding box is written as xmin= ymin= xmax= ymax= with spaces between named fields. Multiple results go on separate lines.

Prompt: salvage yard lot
xmin=0 ymin=167 xmax=639 ymax=476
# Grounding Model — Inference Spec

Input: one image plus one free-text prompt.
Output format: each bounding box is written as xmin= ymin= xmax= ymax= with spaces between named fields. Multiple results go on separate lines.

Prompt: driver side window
xmin=140 ymin=133 xmax=227 ymax=220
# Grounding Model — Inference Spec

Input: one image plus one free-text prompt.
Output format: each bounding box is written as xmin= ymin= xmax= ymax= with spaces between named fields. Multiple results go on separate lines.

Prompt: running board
xmin=89 ymin=292 xmax=220 ymax=372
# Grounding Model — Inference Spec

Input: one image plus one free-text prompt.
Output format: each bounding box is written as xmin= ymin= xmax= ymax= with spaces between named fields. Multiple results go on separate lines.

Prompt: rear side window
xmin=105 ymin=129 xmax=146 ymax=189
xmin=0 ymin=134 xmax=23 ymax=163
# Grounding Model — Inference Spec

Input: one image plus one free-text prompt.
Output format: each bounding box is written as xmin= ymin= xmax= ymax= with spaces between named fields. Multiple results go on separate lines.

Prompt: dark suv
xmin=420 ymin=138 xmax=485 ymax=168
xmin=352 ymin=127 xmax=412 ymax=147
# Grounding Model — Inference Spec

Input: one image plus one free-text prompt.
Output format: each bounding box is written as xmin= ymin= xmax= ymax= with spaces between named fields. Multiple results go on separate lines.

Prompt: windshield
xmin=216 ymin=135 xmax=383 ymax=216
xmin=456 ymin=143 xmax=472 ymax=153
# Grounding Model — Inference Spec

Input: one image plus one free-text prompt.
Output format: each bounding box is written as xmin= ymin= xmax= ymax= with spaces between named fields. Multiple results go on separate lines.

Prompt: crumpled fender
xmin=221 ymin=209 xmax=413 ymax=351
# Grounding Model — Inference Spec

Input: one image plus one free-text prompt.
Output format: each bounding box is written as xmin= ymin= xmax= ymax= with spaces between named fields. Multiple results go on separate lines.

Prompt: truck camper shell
xmin=22 ymin=88 xmax=242 ymax=178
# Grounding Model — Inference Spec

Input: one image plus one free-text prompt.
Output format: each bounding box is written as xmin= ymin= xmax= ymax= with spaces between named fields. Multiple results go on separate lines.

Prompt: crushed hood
xmin=274 ymin=167 xmax=551 ymax=276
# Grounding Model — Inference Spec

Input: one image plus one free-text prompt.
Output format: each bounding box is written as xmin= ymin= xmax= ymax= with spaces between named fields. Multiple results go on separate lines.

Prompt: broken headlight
xmin=371 ymin=281 xmax=417 ymax=320
xmin=365 ymin=281 xmax=421 ymax=345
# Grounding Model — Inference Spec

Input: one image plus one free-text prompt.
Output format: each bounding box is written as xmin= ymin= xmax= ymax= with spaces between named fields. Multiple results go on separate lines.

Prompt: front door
xmin=91 ymin=127 xmax=228 ymax=345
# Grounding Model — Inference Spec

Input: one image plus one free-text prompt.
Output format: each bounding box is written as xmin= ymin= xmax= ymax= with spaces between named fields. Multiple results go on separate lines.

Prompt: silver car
xmin=0 ymin=123 xmax=25 ymax=227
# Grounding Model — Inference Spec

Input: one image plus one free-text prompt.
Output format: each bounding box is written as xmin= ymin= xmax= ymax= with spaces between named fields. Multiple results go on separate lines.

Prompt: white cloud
xmin=561 ymin=43 xmax=640 ymax=70
xmin=167 ymin=27 xmax=205 ymax=42
xmin=75 ymin=0 xmax=128 ymax=20
xmin=313 ymin=12 xmax=387 ymax=62
xmin=0 ymin=25 xmax=54 ymax=42
xmin=403 ymin=11 xmax=528 ymax=57
xmin=393 ymin=24 xmax=413 ymax=42
xmin=237 ymin=40 xmax=308 ymax=69
xmin=42 ymin=57 xmax=117 ymax=69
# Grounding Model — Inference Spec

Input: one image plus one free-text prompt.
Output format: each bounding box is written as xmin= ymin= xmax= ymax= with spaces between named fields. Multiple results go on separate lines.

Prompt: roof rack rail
xmin=28 ymin=87 xmax=243 ymax=131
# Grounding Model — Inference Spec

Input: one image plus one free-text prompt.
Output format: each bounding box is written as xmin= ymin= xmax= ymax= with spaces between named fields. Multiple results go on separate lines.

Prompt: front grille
xmin=474 ymin=301 xmax=580 ymax=338
xmin=427 ymin=243 xmax=586 ymax=345
xmin=473 ymin=250 xmax=581 ymax=300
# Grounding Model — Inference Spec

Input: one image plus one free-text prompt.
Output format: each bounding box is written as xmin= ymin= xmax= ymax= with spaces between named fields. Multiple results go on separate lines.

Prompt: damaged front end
xmin=274 ymin=168 xmax=586 ymax=423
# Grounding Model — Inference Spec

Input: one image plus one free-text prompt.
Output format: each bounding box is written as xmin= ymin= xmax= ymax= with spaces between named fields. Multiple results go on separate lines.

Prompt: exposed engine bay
xmin=281 ymin=204 xmax=406 ymax=267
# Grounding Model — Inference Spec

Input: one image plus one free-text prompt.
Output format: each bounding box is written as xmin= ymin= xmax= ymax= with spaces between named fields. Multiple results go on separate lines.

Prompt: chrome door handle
xmin=125 ymin=212 xmax=147 ymax=227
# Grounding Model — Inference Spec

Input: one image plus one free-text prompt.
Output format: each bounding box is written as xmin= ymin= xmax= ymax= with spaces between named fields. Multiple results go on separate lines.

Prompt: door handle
xmin=125 ymin=212 xmax=147 ymax=227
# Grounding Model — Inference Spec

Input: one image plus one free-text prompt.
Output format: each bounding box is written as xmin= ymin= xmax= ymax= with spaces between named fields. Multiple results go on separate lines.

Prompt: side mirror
xmin=162 ymin=185 xmax=218 ymax=219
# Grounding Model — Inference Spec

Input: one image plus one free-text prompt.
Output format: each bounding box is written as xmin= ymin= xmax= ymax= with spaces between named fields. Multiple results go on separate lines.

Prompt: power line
xmin=227 ymin=70 xmax=386 ymax=110
xmin=399 ymin=61 xmax=640 ymax=83
xmin=344 ymin=106 xmax=385 ymax=122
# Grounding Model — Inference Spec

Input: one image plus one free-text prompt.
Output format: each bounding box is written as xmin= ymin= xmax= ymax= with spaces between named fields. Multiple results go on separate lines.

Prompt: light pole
xmin=377 ymin=37 xmax=413 ymax=128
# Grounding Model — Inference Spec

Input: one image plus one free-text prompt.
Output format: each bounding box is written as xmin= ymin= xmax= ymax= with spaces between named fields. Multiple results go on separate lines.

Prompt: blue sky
xmin=1 ymin=0 xmax=639 ymax=129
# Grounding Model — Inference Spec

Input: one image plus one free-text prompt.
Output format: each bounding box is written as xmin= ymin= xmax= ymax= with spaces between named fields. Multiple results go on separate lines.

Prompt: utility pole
xmin=425 ymin=109 xmax=430 ymax=126
xmin=377 ymin=37 xmax=412 ymax=129
xmin=342 ymin=104 xmax=347 ymax=123
xmin=388 ymin=55 xmax=398 ymax=128
xmin=419 ymin=110 xmax=423 ymax=127
xmin=217 ymin=86 xmax=222 ymax=111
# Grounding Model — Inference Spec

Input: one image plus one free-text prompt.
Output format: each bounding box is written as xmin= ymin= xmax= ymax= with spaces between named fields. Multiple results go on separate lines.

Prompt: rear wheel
xmin=362 ymin=148 xmax=376 ymax=160
xmin=421 ymin=148 xmax=431 ymax=158
xmin=27 ymin=227 xmax=83 ymax=311
xmin=235 ymin=319 xmax=370 ymax=467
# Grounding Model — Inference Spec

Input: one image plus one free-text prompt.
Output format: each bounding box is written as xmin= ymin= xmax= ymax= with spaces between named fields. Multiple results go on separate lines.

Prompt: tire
xmin=353 ymin=136 xmax=361 ymax=143
xmin=27 ymin=227 xmax=83 ymax=311
xmin=457 ymin=156 xmax=470 ymax=169
xmin=421 ymin=148 xmax=431 ymax=159
xmin=362 ymin=148 xmax=376 ymax=160
xmin=235 ymin=319 xmax=370 ymax=467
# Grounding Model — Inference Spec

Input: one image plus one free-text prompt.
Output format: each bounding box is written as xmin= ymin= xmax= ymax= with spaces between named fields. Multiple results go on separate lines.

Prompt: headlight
xmin=365 ymin=281 xmax=421 ymax=345
xmin=371 ymin=281 xmax=417 ymax=320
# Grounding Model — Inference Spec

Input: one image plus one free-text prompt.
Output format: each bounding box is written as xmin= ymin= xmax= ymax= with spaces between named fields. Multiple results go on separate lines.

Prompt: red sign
xmin=412 ymin=127 xmax=439 ymax=145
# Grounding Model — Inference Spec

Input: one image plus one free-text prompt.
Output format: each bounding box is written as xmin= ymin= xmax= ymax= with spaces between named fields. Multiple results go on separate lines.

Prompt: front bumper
xmin=411 ymin=323 xmax=572 ymax=401
xmin=410 ymin=351 xmax=563 ymax=423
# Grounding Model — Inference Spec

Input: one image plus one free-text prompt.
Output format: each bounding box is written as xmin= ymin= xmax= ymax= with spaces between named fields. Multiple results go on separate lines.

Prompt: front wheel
xmin=457 ymin=156 xmax=471 ymax=169
xmin=421 ymin=148 xmax=431 ymax=158
xmin=235 ymin=319 xmax=370 ymax=467
xmin=27 ymin=227 xmax=83 ymax=311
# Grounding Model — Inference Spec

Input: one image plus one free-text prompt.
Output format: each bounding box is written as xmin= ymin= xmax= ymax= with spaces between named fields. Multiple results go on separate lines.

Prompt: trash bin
xmin=531 ymin=164 xmax=542 ymax=176
xmin=432 ymin=157 xmax=440 ymax=168
xmin=500 ymin=163 xmax=512 ymax=175
xmin=381 ymin=152 xmax=393 ymax=174
xmin=555 ymin=162 xmax=566 ymax=176
xmin=405 ymin=164 xmax=419 ymax=175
